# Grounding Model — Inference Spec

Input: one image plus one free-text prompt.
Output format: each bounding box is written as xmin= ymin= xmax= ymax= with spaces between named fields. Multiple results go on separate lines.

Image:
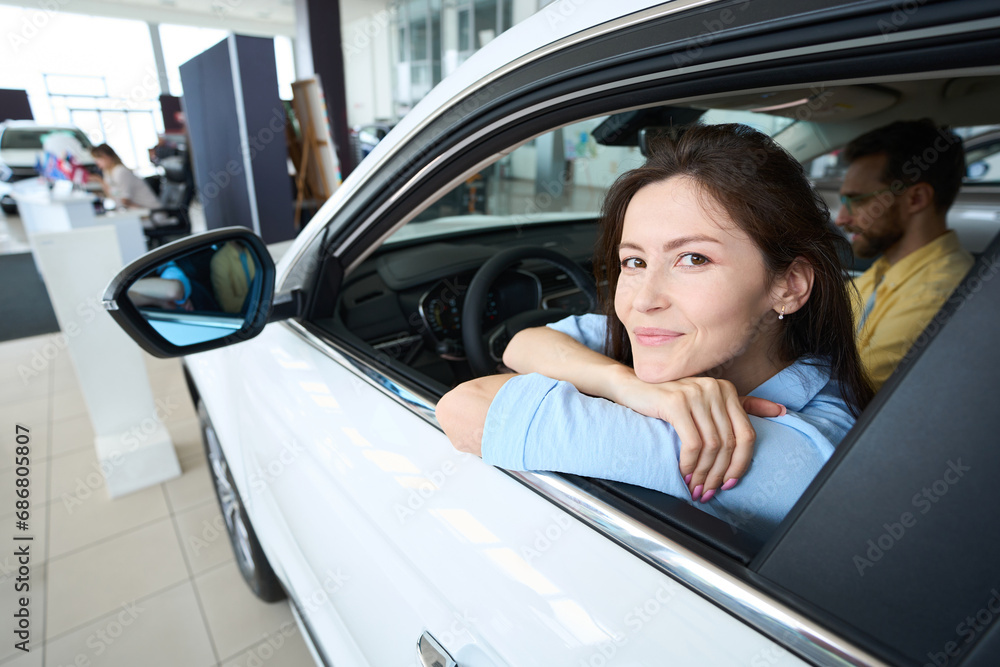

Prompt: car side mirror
xmin=102 ymin=227 xmax=279 ymax=358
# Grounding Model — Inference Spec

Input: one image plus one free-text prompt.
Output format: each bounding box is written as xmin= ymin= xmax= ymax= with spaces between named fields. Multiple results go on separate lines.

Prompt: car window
xmin=803 ymin=125 xmax=1000 ymax=187
xmin=0 ymin=128 xmax=94 ymax=151
xmin=385 ymin=109 xmax=799 ymax=245
xmin=385 ymin=116 xmax=644 ymax=244
xmin=965 ymin=134 xmax=1000 ymax=184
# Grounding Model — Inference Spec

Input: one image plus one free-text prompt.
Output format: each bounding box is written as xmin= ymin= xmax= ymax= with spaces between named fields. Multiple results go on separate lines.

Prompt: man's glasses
xmin=839 ymin=188 xmax=894 ymax=214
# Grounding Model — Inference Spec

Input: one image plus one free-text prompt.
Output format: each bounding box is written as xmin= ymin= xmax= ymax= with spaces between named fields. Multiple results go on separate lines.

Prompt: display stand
xmin=28 ymin=225 xmax=181 ymax=498
xmin=14 ymin=185 xmax=148 ymax=266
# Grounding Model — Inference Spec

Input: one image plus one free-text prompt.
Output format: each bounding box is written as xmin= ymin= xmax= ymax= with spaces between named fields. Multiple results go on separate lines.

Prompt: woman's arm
xmin=436 ymin=374 xmax=514 ymax=457
xmin=503 ymin=326 xmax=629 ymax=400
xmin=503 ymin=325 xmax=784 ymax=498
xmin=439 ymin=373 xmax=694 ymax=500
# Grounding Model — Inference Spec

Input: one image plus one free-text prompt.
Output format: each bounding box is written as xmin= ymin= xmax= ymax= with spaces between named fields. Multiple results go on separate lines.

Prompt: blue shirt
xmin=482 ymin=314 xmax=856 ymax=538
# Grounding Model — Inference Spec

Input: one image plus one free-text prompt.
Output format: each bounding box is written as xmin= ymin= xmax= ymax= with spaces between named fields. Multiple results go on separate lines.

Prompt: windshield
xmin=0 ymin=128 xmax=94 ymax=151
xmin=385 ymin=107 xmax=797 ymax=245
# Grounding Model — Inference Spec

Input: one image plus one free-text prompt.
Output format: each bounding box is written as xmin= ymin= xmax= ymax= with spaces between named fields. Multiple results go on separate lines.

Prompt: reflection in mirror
xmin=126 ymin=240 xmax=263 ymax=348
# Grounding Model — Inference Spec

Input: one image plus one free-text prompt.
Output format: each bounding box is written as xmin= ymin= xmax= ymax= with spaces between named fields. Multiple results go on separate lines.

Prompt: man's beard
xmin=851 ymin=204 xmax=905 ymax=259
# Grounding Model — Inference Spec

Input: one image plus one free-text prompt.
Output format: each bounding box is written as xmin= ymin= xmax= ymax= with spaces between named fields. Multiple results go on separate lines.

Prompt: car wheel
xmin=0 ymin=200 xmax=17 ymax=215
xmin=198 ymin=399 xmax=286 ymax=602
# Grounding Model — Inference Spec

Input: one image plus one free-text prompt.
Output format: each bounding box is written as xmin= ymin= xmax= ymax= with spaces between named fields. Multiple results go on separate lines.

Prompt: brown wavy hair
xmin=595 ymin=123 xmax=874 ymax=416
xmin=90 ymin=143 xmax=123 ymax=165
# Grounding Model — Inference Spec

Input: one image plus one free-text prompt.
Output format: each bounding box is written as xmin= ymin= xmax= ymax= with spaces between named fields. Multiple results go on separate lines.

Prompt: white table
xmin=13 ymin=183 xmax=148 ymax=266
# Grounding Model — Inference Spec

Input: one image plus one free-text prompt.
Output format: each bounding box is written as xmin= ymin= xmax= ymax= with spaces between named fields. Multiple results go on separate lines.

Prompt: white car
xmin=0 ymin=120 xmax=101 ymax=214
xmin=103 ymin=1 xmax=1000 ymax=665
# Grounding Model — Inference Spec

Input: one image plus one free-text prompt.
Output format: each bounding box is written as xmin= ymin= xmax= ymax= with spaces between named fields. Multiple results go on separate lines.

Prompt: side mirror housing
xmin=103 ymin=227 xmax=281 ymax=358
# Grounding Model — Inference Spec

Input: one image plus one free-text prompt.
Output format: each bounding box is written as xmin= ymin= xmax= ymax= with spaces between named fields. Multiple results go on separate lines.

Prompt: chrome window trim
xmin=284 ymin=320 xmax=440 ymax=425
xmin=281 ymin=318 xmax=889 ymax=666
xmin=334 ymin=16 xmax=1000 ymax=272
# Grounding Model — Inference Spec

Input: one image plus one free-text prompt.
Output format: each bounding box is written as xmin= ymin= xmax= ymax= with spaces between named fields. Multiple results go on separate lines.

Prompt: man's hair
xmin=843 ymin=118 xmax=965 ymax=213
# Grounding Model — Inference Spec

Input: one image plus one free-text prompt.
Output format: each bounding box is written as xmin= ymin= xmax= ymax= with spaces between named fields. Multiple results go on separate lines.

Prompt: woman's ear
xmin=774 ymin=257 xmax=814 ymax=315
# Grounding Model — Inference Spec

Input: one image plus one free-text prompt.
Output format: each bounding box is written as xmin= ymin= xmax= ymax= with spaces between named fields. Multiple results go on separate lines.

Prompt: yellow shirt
xmin=853 ymin=230 xmax=973 ymax=390
xmin=210 ymin=242 xmax=258 ymax=314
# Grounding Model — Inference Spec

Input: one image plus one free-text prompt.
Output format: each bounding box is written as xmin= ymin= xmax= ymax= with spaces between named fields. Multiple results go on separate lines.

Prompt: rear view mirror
xmin=103 ymin=227 xmax=276 ymax=358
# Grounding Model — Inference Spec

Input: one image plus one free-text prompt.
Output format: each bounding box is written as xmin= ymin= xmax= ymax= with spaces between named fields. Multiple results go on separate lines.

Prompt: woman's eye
xmin=620 ymin=257 xmax=646 ymax=269
xmin=678 ymin=253 xmax=710 ymax=267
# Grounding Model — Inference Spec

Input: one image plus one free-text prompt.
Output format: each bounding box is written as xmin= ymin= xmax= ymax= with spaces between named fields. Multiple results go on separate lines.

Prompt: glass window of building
xmin=392 ymin=0 xmax=512 ymax=113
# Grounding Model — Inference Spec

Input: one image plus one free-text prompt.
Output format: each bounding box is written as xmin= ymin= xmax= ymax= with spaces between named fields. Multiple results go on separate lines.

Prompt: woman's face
xmin=93 ymin=155 xmax=112 ymax=171
xmin=614 ymin=176 xmax=781 ymax=388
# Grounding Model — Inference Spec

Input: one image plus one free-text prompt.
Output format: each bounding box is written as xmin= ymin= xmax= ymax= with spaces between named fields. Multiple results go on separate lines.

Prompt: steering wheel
xmin=462 ymin=246 xmax=599 ymax=377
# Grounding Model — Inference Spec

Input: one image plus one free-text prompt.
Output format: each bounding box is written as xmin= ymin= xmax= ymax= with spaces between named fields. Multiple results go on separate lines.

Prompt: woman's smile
xmin=633 ymin=327 xmax=684 ymax=346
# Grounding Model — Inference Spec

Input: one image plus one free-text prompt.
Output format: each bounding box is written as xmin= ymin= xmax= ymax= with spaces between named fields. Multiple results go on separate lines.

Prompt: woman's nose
xmin=632 ymin=274 xmax=669 ymax=312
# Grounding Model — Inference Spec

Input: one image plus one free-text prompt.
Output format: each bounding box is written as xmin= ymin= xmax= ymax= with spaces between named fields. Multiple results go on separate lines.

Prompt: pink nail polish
xmin=721 ymin=478 xmax=739 ymax=491
xmin=778 ymin=404 xmax=787 ymax=417
xmin=691 ymin=484 xmax=703 ymax=501
xmin=684 ymin=473 xmax=693 ymax=485
xmin=700 ymin=489 xmax=715 ymax=503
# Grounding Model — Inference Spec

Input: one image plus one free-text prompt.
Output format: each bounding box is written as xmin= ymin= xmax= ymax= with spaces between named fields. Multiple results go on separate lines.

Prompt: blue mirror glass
xmin=126 ymin=240 xmax=264 ymax=348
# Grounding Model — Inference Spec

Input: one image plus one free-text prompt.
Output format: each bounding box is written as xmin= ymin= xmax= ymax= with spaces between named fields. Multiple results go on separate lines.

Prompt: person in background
xmin=90 ymin=143 xmax=160 ymax=210
xmin=210 ymin=241 xmax=258 ymax=314
xmin=128 ymin=261 xmax=193 ymax=311
xmin=836 ymin=119 xmax=974 ymax=390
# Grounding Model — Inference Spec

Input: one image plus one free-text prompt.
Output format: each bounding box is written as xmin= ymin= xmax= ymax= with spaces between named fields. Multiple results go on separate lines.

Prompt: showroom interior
xmin=0 ymin=1 xmax=546 ymax=665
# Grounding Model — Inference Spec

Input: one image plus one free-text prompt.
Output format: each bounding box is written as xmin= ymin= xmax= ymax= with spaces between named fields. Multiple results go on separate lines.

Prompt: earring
xmin=778 ymin=305 xmax=785 ymax=320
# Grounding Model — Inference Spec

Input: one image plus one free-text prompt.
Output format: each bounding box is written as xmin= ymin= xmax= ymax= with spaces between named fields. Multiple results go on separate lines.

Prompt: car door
xmin=190 ymin=0 xmax=1000 ymax=664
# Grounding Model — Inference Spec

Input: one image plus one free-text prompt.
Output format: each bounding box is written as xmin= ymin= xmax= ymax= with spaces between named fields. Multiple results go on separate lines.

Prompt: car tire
xmin=198 ymin=399 xmax=286 ymax=602
xmin=1 ymin=201 xmax=16 ymax=215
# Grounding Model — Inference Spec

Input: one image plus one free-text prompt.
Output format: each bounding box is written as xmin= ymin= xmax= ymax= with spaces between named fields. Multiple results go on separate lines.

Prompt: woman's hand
xmin=610 ymin=370 xmax=785 ymax=502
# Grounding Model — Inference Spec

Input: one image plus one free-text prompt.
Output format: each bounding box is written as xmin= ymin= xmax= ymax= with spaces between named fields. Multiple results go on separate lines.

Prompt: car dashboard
xmin=326 ymin=220 xmax=600 ymax=389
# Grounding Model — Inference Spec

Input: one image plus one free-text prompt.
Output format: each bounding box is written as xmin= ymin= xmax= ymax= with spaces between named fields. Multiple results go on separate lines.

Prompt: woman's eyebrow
xmin=618 ymin=235 xmax=722 ymax=253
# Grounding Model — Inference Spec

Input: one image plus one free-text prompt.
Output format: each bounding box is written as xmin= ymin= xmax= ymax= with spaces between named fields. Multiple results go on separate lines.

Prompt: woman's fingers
xmin=741 ymin=395 xmax=786 ymax=418
xmin=689 ymin=383 xmax=740 ymax=500
xmin=717 ymin=390 xmax=757 ymax=495
xmin=668 ymin=380 xmax=767 ymax=502
xmin=677 ymin=382 xmax=726 ymax=500
xmin=672 ymin=399 xmax=704 ymax=487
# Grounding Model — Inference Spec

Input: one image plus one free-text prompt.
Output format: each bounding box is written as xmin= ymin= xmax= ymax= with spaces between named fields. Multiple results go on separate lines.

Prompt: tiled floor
xmin=0 ymin=332 xmax=316 ymax=667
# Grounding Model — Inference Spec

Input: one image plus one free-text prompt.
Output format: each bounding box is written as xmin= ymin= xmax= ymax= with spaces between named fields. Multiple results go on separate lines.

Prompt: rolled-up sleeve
xmin=482 ymin=372 xmax=689 ymax=498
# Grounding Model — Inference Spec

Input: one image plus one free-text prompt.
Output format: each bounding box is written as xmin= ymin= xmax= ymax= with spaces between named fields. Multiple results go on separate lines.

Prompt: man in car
xmin=836 ymin=118 xmax=974 ymax=390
